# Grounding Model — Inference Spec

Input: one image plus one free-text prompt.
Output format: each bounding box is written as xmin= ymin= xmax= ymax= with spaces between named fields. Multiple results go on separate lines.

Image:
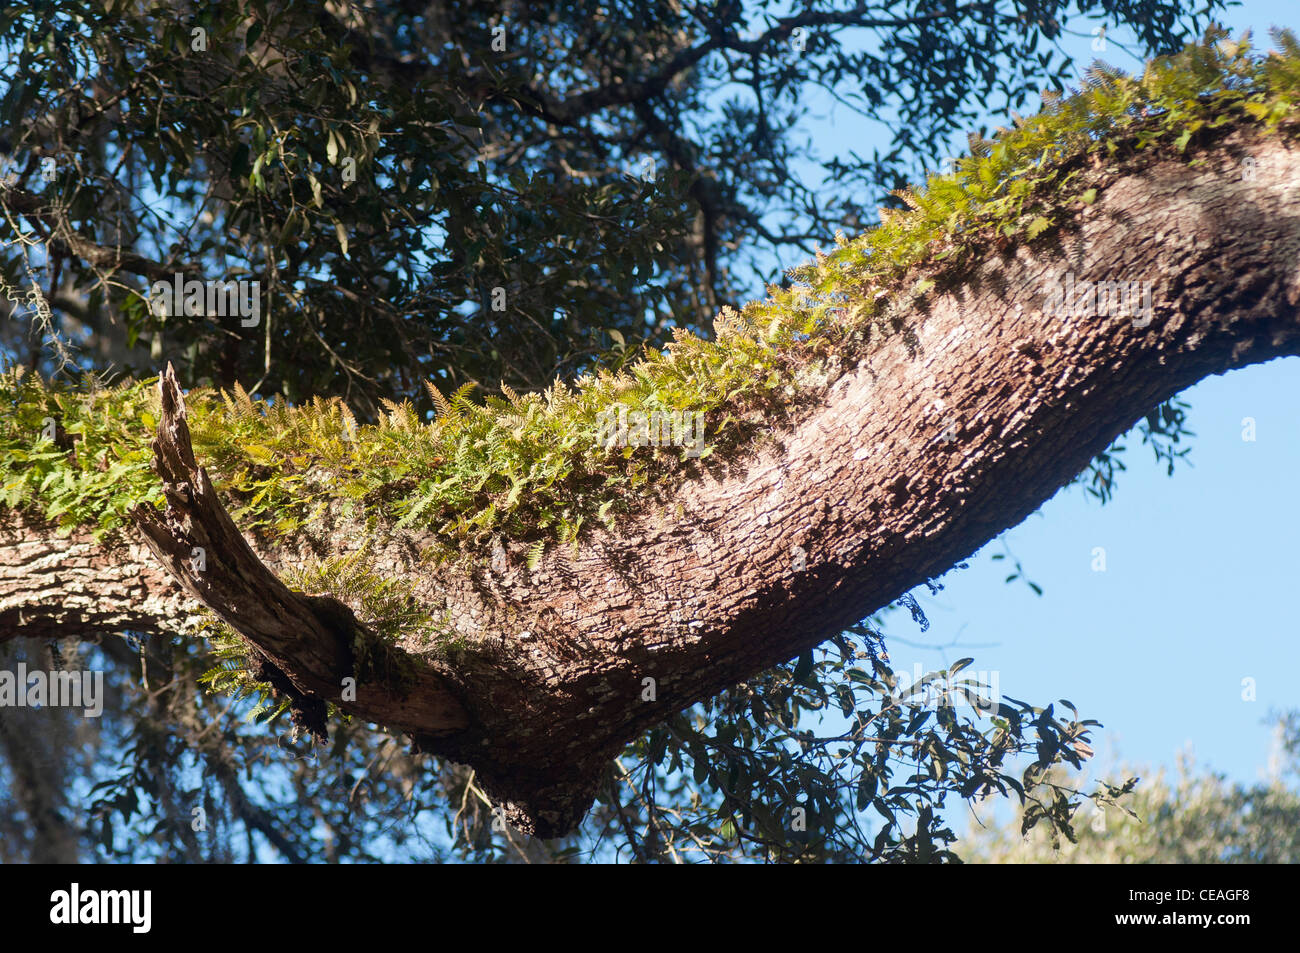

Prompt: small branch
xmin=129 ymin=364 xmax=469 ymax=741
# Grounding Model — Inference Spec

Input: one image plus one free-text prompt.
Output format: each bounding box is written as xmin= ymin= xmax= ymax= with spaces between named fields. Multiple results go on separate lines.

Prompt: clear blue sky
xmin=764 ymin=0 xmax=1300 ymax=802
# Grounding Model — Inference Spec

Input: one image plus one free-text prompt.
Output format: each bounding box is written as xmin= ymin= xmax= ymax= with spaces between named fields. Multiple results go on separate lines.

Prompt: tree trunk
xmin=4 ymin=128 xmax=1300 ymax=836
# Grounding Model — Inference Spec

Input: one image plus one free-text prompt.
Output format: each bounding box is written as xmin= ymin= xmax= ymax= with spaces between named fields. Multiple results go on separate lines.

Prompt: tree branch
xmin=0 ymin=185 xmax=200 ymax=285
xmin=5 ymin=127 xmax=1300 ymax=836
xmin=127 ymin=365 xmax=469 ymax=741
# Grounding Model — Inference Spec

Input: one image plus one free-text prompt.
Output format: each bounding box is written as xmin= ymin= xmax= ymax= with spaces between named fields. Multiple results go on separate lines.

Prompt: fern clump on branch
xmin=4 ymin=28 xmax=1299 ymax=569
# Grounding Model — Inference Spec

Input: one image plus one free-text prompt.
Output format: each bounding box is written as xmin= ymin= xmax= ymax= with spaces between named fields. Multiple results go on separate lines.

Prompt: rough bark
xmin=0 ymin=510 xmax=187 ymax=638
xmin=4 ymin=129 xmax=1300 ymax=836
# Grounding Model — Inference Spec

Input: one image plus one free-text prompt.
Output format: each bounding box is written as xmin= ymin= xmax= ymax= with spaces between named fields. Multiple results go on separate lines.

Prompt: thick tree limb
xmin=4 ymin=128 xmax=1300 ymax=836
xmin=0 ymin=510 xmax=187 ymax=638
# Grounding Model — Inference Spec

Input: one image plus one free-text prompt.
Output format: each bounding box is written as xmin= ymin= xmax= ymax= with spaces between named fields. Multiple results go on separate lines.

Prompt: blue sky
xmin=771 ymin=0 xmax=1300 ymax=805
xmin=918 ymin=355 xmax=1300 ymax=785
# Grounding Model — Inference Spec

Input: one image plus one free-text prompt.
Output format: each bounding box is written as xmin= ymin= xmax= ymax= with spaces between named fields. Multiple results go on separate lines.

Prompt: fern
xmin=424 ymin=380 xmax=453 ymax=420
xmin=4 ymin=29 xmax=1300 ymax=567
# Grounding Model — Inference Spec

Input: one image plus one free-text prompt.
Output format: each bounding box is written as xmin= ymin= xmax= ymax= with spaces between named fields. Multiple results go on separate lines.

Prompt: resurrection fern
xmin=4 ymin=29 xmax=1300 ymax=574
xmin=0 ymin=368 xmax=163 ymax=535
xmin=280 ymin=547 xmax=443 ymax=646
xmin=197 ymin=622 xmax=292 ymax=726
xmin=768 ymin=28 xmax=1300 ymax=335
xmin=197 ymin=546 xmax=447 ymax=725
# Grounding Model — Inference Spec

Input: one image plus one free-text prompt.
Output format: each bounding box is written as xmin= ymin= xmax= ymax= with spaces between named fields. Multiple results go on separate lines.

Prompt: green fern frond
xmin=526 ymin=538 xmax=546 ymax=570
xmin=424 ymin=380 xmax=453 ymax=420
